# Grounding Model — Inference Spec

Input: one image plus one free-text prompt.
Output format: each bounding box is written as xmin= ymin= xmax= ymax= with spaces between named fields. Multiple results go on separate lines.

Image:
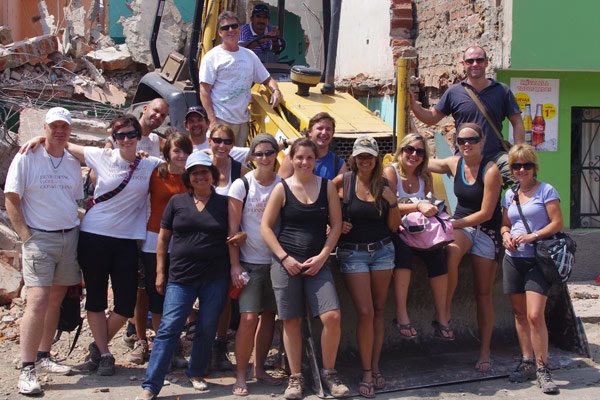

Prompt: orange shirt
xmin=147 ymin=167 xmax=187 ymax=233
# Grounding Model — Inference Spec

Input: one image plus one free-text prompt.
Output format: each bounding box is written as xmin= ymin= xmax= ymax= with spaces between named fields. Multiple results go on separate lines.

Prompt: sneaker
xmin=122 ymin=329 xmax=137 ymax=349
xmin=127 ymin=339 xmax=149 ymax=365
xmin=35 ymin=357 xmax=72 ymax=375
xmin=508 ymin=358 xmax=536 ymax=383
xmin=320 ymin=369 xmax=350 ymax=398
xmin=284 ymin=373 xmax=304 ymax=400
xmin=97 ymin=355 xmax=116 ymax=376
xmin=536 ymin=365 xmax=559 ymax=394
xmin=213 ymin=338 xmax=233 ymax=371
xmin=18 ymin=365 xmax=42 ymax=395
xmin=83 ymin=342 xmax=101 ymax=371
xmin=190 ymin=376 xmax=208 ymax=391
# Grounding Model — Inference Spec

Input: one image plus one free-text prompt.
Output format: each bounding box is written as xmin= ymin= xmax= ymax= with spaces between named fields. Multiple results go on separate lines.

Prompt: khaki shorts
xmin=216 ymin=117 xmax=250 ymax=147
xmin=238 ymin=262 xmax=277 ymax=314
xmin=22 ymin=228 xmax=81 ymax=287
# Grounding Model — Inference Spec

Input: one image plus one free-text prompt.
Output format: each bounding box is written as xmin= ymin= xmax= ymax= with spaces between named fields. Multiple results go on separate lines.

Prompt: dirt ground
xmin=0 ymin=282 xmax=598 ymax=400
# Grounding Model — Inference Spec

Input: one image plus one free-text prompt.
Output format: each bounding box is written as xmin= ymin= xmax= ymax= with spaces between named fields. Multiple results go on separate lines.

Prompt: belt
xmin=338 ymin=236 xmax=392 ymax=252
xmin=30 ymin=227 xmax=75 ymax=234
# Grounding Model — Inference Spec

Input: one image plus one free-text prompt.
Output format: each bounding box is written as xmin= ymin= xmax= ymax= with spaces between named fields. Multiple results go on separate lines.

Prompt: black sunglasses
xmin=464 ymin=57 xmax=486 ymax=65
xmin=511 ymin=162 xmax=535 ymax=171
xmin=114 ymin=130 xmax=138 ymax=140
xmin=402 ymin=145 xmax=425 ymax=157
xmin=456 ymin=136 xmax=481 ymax=145
xmin=219 ymin=23 xmax=239 ymax=31
xmin=211 ymin=137 xmax=233 ymax=145
xmin=252 ymin=149 xmax=276 ymax=158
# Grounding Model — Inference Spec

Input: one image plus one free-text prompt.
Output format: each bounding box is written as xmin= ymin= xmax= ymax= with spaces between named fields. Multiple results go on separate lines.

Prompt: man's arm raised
xmin=409 ymin=91 xmax=446 ymax=126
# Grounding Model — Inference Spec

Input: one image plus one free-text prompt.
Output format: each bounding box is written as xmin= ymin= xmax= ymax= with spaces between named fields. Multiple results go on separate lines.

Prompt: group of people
xmin=4 ymin=30 xmax=563 ymax=400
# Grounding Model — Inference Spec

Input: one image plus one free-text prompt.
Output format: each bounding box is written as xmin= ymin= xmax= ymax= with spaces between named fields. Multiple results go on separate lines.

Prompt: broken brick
xmin=0 ymin=35 xmax=59 ymax=72
xmin=0 ymin=26 xmax=13 ymax=46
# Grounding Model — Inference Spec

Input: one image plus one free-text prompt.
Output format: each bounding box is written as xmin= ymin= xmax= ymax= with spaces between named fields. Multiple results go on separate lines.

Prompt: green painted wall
xmin=497 ymin=70 xmax=600 ymax=227
xmin=511 ymin=0 xmax=600 ymax=70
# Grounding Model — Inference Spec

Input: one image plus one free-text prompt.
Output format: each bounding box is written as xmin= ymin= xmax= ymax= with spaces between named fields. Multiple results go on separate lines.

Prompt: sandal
xmin=358 ymin=380 xmax=375 ymax=398
xmin=232 ymin=383 xmax=249 ymax=396
xmin=372 ymin=371 xmax=386 ymax=389
xmin=475 ymin=360 xmax=492 ymax=372
xmin=393 ymin=319 xmax=418 ymax=339
xmin=431 ymin=320 xmax=455 ymax=341
xmin=184 ymin=322 xmax=197 ymax=341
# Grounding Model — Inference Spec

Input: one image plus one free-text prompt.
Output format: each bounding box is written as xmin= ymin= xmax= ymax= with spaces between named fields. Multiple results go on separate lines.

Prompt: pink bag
xmin=397 ymin=195 xmax=454 ymax=250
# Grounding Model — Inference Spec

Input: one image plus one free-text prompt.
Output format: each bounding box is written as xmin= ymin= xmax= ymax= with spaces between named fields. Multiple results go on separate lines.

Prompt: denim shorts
xmin=336 ymin=241 xmax=395 ymax=274
xmin=460 ymin=226 xmax=499 ymax=260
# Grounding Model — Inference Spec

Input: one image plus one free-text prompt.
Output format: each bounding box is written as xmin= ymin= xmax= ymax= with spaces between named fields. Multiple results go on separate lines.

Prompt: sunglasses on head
xmin=219 ymin=23 xmax=239 ymax=31
xmin=402 ymin=145 xmax=425 ymax=157
xmin=113 ymin=130 xmax=138 ymax=140
xmin=211 ymin=137 xmax=233 ymax=145
xmin=456 ymin=136 xmax=481 ymax=146
xmin=464 ymin=57 xmax=486 ymax=65
xmin=511 ymin=162 xmax=535 ymax=171
xmin=252 ymin=149 xmax=276 ymax=158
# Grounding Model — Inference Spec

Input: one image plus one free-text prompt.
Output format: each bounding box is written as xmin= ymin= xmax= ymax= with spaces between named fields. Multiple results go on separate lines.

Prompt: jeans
xmin=142 ymin=278 xmax=228 ymax=395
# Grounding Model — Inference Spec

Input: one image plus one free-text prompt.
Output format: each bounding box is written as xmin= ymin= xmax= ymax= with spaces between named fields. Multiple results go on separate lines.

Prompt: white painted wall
xmin=336 ymin=0 xmax=394 ymax=79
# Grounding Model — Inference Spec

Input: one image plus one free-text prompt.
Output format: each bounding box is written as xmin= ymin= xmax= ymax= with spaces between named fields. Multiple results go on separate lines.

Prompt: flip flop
xmin=372 ymin=371 xmax=386 ymax=389
xmin=232 ymin=383 xmax=249 ymax=396
xmin=393 ymin=319 xmax=418 ymax=339
xmin=475 ymin=360 xmax=492 ymax=372
xmin=358 ymin=380 xmax=375 ymax=398
xmin=256 ymin=374 xmax=283 ymax=386
xmin=431 ymin=320 xmax=455 ymax=341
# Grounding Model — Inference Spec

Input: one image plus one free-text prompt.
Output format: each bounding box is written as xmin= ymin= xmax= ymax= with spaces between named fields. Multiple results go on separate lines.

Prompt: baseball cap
xmin=185 ymin=105 xmax=207 ymax=120
xmin=185 ymin=150 xmax=213 ymax=170
xmin=352 ymin=136 xmax=379 ymax=157
xmin=252 ymin=4 xmax=270 ymax=17
xmin=45 ymin=107 xmax=72 ymax=125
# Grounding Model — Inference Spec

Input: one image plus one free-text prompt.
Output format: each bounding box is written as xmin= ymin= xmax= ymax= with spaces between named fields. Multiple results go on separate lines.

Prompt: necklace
xmin=193 ymin=193 xmax=211 ymax=204
xmin=49 ymin=152 xmax=64 ymax=172
xmin=520 ymin=181 xmax=538 ymax=194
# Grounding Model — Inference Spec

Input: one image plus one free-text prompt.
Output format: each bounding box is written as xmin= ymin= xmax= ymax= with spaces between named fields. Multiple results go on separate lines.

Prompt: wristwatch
xmin=533 ymin=231 xmax=539 ymax=239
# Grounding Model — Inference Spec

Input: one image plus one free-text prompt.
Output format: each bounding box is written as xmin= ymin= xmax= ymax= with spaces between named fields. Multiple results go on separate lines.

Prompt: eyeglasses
xmin=219 ymin=23 xmax=239 ymax=31
xmin=210 ymin=137 xmax=233 ymax=145
xmin=402 ymin=145 xmax=425 ymax=157
xmin=511 ymin=162 xmax=535 ymax=171
xmin=464 ymin=57 xmax=486 ymax=65
xmin=252 ymin=150 xmax=276 ymax=158
xmin=114 ymin=130 xmax=138 ymax=140
xmin=456 ymin=136 xmax=481 ymax=146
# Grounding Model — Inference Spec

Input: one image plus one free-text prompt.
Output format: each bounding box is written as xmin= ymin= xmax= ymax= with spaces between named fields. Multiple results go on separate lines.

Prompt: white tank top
xmin=393 ymin=163 xmax=426 ymax=199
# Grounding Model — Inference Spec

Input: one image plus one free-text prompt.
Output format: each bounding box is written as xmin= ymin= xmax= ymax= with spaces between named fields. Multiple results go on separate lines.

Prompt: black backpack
xmin=53 ymin=284 xmax=83 ymax=359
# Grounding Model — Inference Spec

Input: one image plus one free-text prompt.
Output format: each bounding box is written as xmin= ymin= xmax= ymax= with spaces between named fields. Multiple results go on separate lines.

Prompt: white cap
xmin=45 ymin=107 xmax=72 ymax=125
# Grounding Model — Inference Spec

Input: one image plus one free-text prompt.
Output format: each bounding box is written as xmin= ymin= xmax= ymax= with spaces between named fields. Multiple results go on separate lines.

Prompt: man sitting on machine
xmin=239 ymin=3 xmax=284 ymax=63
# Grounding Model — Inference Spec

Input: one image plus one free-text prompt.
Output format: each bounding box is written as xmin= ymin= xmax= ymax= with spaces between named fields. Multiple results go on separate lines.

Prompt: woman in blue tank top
xmin=261 ymin=138 xmax=349 ymax=399
xmin=428 ymin=123 xmax=502 ymax=372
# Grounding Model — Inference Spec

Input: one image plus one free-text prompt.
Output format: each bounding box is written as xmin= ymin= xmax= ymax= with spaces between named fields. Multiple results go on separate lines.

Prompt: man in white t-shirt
xmin=199 ymin=11 xmax=282 ymax=147
xmin=4 ymin=107 xmax=84 ymax=395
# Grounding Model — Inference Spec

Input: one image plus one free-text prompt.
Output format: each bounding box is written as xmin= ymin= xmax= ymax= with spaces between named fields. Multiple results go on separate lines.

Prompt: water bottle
xmin=228 ymin=271 xmax=250 ymax=299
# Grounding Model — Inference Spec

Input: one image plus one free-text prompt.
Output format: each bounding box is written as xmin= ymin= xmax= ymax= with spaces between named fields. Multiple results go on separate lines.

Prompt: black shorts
xmin=78 ymin=231 xmax=138 ymax=318
xmin=392 ymin=235 xmax=448 ymax=278
xmin=502 ymin=254 xmax=550 ymax=296
xmin=141 ymin=251 xmax=170 ymax=315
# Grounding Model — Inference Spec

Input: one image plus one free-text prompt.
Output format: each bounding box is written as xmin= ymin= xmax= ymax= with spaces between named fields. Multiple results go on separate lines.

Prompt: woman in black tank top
xmin=261 ymin=138 xmax=349 ymax=398
xmin=428 ymin=123 xmax=502 ymax=372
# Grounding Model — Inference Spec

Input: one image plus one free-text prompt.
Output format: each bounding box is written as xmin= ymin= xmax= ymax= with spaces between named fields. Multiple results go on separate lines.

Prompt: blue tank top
xmin=314 ymin=150 xmax=342 ymax=180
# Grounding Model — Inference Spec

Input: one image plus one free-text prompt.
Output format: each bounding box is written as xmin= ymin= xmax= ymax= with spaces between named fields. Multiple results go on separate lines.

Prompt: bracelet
xmin=389 ymin=202 xmax=398 ymax=209
xmin=533 ymin=231 xmax=539 ymax=239
xmin=280 ymin=254 xmax=289 ymax=262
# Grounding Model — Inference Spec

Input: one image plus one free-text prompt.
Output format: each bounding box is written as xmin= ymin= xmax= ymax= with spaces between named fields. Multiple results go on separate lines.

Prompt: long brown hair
xmin=348 ymin=154 xmax=387 ymax=215
xmin=157 ymin=132 xmax=193 ymax=179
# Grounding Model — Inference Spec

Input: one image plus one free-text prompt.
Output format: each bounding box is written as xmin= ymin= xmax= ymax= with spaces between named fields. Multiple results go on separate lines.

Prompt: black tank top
xmin=453 ymin=157 xmax=501 ymax=230
xmin=278 ymin=177 xmax=329 ymax=262
xmin=340 ymin=173 xmax=391 ymax=244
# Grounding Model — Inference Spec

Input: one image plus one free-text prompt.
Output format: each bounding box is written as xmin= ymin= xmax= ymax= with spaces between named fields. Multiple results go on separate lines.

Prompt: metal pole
xmin=188 ymin=0 xmax=205 ymax=96
xmin=150 ymin=0 xmax=166 ymax=69
xmin=277 ymin=0 xmax=285 ymax=37
xmin=321 ymin=0 xmax=340 ymax=94
xmin=395 ymin=58 xmax=411 ymax=146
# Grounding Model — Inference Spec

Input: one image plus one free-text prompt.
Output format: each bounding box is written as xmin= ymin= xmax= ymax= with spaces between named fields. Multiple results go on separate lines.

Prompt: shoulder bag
xmin=464 ymin=85 xmax=512 ymax=152
xmin=397 ymin=193 xmax=454 ymax=250
xmin=86 ymin=156 xmax=141 ymax=211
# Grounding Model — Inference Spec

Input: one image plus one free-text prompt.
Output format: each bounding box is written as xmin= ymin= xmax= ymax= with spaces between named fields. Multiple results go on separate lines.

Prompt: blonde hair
xmin=391 ymin=133 xmax=432 ymax=188
xmin=508 ymin=143 xmax=539 ymax=177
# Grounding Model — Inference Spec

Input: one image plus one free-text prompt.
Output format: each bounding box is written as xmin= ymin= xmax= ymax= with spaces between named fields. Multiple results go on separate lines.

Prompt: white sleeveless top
xmin=392 ymin=163 xmax=426 ymax=199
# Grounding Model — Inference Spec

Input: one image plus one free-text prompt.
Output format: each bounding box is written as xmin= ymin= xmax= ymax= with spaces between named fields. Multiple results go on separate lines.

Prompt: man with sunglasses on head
xmin=410 ymin=45 xmax=525 ymax=187
xmin=200 ymin=11 xmax=282 ymax=148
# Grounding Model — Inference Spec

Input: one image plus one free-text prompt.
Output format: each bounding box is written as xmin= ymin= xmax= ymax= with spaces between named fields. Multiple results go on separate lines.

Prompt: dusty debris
xmin=86 ymin=45 xmax=133 ymax=72
xmin=37 ymin=0 xmax=57 ymax=36
xmin=0 ymin=34 xmax=59 ymax=71
xmin=0 ymin=254 xmax=22 ymax=305
xmin=0 ymin=27 xmax=12 ymax=46
xmin=74 ymin=82 xmax=127 ymax=107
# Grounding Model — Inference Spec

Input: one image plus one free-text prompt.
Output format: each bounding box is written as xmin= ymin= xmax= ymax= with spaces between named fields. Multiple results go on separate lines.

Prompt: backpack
xmin=53 ymin=284 xmax=83 ymax=359
xmin=397 ymin=194 xmax=455 ymax=250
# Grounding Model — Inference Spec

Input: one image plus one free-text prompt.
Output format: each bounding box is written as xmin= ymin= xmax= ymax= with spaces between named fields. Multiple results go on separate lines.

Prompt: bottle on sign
xmin=523 ymin=103 xmax=533 ymax=144
xmin=532 ymin=103 xmax=545 ymax=147
xmin=228 ymin=271 xmax=250 ymax=299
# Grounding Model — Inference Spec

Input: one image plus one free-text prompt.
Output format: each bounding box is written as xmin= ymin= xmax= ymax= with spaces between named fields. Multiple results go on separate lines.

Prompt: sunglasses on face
xmin=402 ymin=145 xmax=425 ymax=157
xmin=456 ymin=136 xmax=481 ymax=146
xmin=464 ymin=57 xmax=486 ymax=65
xmin=210 ymin=137 xmax=233 ymax=145
xmin=114 ymin=130 xmax=138 ymax=140
xmin=219 ymin=23 xmax=239 ymax=31
xmin=511 ymin=162 xmax=535 ymax=171
xmin=252 ymin=149 xmax=276 ymax=158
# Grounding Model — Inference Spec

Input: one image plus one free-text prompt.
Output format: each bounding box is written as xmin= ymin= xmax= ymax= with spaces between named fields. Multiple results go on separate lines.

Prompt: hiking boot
xmin=97 ymin=354 xmax=116 ymax=376
xmin=320 ymin=369 xmax=350 ymax=398
xmin=83 ymin=342 xmax=101 ymax=371
xmin=36 ymin=356 xmax=72 ymax=375
xmin=508 ymin=357 xmax=536 ymax=383
xmin=213 ymin=338 xmax=233 ymax=371
xmin=536 ymin=365 xmax=559 ymax=394
xmin=127 ymin=339 xmax=149 ymax=365
xmin=18 ymin=365 xmax=42 ymax=395
xmin=284 ymin=373 xmax=304 ymax=400
xmin=190 ymin=376 xmax=208 ymax=391
xmin=122 ymin=322 xmax=137 ymax=349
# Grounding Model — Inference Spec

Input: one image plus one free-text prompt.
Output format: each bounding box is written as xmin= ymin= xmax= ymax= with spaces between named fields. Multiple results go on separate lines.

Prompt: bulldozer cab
xmin=130 ymin=1 xmax=590 ymax=397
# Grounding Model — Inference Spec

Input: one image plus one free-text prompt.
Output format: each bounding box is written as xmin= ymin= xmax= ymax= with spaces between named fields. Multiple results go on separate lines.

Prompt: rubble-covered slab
xmin=86 ymin=45 xmax=133 ymax=71
xmin=0 ymin=35 xmax=59 ymax=72
xmin=74 ymin=82 xmax=127 ymax=107
xmin=0 ymin=252 xmax=22 ymax=306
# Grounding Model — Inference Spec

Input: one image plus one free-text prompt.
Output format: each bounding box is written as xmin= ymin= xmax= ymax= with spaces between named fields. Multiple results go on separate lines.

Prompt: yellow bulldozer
xmin=130 ymin=0 xmax=589 ymax=396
